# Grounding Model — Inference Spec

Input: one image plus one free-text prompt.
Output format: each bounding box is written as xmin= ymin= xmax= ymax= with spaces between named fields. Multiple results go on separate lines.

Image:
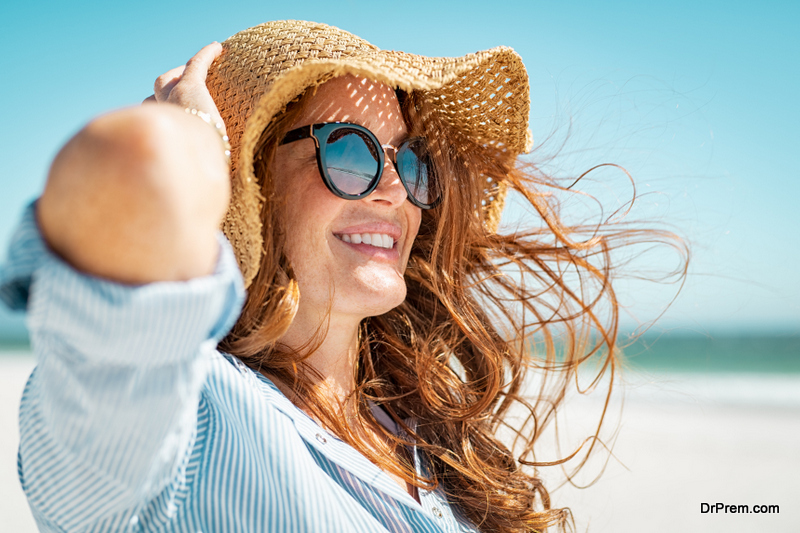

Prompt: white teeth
xmin=338 ymin=233 xmax=394 ymax=249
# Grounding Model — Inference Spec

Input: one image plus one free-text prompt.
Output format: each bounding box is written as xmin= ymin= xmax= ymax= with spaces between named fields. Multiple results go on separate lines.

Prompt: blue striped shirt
xmin=1 ymin=204 xmax=480 ymax=532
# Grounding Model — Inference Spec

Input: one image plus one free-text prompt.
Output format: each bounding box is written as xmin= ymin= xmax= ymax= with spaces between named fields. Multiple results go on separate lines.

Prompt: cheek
xmin=278 ymin=168 xmax=341 ymax=270
xmin=403 ymin=205 xmax=422 ymax=264
xmin=408 ymin=206 xmax=421 ymax=236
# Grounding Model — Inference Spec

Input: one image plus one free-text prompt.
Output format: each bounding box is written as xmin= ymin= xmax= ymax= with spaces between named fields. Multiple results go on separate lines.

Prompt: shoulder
xmin=201 ymin=352 xmax=301 ymax=434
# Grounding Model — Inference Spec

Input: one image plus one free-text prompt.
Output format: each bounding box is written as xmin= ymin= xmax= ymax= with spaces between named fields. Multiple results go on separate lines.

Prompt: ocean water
xmin=4 ymin=332 xmax=799 ymax=373
xmin=0 ymin=306 xmax=27 ymax=346
xmin=4 ymin=333 xmax=800 ymax=410
xmin=621 ymin=333 xmax=800 ymax=374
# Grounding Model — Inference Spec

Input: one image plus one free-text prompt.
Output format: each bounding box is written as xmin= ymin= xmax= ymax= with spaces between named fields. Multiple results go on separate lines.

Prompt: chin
xmin=346 ymin=275 xmax=407 ymax=318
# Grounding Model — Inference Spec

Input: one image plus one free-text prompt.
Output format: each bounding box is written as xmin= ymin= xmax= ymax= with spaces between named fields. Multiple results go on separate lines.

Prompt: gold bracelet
xmin=185 ymin=108 xmax=231 ymax=162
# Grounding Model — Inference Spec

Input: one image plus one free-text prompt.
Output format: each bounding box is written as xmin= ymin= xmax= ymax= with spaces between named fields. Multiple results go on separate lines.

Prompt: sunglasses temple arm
xmin=280 ymin=125 xmax=315 ymax=145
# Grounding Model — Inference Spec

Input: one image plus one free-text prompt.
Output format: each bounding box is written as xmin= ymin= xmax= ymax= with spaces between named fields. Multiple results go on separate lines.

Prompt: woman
xmin=2 ymin=20 xmax=673 ymax=532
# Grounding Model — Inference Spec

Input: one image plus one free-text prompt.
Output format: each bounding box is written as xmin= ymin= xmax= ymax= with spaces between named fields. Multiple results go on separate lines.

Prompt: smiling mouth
xmin=335 ymin=232 xmax=395 ymax=249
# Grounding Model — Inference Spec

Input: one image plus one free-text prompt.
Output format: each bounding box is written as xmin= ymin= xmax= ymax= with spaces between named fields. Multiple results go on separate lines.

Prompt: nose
xmin=367 ymin=149 xmax=408 ymax=208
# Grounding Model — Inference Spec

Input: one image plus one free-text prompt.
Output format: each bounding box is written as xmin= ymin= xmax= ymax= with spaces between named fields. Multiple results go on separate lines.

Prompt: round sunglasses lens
xmin=325 ymin=128 xmax=380 ymax=196
xmin=397 ymin=139 xmax=436 ymax=206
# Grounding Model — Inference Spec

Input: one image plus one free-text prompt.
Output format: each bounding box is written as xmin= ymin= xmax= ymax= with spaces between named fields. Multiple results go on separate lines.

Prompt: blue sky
xmin=1 ymin=0 xmax=798 ymax=335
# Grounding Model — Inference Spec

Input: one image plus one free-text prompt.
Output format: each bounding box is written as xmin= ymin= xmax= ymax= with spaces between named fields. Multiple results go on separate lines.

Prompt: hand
xmin=144 ymin=42 xmax=225 ymax=131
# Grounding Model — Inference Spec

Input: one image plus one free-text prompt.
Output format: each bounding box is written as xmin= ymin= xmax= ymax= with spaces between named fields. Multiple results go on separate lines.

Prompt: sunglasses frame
xmin=280 ymin=122 xmax=439 ymax=209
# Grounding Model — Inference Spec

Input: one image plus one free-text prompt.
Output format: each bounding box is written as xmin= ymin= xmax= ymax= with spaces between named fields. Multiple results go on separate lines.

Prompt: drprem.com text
xmin=700 ymin=503 xmax=779 ymax=514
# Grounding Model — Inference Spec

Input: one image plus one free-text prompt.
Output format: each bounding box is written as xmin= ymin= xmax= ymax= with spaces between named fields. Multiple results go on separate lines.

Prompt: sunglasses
xmin=280 ymin=122 xmax=439 ymax=209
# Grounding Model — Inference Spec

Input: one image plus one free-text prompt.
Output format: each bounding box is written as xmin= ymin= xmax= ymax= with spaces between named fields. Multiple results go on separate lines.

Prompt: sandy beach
xmin=1 ymin=352 xmax=36 ymax=533
xmin=2 ymin=352 xmax=798 ymax=532
xmin=542 ymin=371 xmax=800 ymax=532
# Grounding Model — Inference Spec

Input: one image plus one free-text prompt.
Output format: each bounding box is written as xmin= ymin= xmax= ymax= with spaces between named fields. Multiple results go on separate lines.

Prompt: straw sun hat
xmin=206 ymin=20 xmax=532 ymax=288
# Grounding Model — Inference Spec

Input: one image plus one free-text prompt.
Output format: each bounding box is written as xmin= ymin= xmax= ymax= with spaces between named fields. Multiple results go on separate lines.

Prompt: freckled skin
xmin=273 ymin=75 xmax=422 ymax=327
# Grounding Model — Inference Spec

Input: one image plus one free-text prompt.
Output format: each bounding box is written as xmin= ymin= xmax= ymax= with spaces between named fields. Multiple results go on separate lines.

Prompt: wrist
xmin=185 ymin=108 xmax=231 ymax=162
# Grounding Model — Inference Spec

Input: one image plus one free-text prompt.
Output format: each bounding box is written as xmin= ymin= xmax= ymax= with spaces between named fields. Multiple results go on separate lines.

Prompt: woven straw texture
xmin=206 ymin=20 xmax=532 ymax=287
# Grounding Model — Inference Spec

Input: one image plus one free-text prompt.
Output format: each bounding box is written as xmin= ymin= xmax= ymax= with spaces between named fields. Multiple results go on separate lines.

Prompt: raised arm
xmin=9 ymin=43 xmax=245 ymax=531
xmin=37 ymin=42 xmax=230 ymax=284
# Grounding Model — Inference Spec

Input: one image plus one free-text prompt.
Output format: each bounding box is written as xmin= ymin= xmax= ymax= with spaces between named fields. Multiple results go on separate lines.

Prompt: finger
xmin=181 ymin=42 xmax=223 ymax=84
xmin=154 ymin=66 xmax=186 ymax=101
xmin=142 ymin=95 xmax=156 ymax=105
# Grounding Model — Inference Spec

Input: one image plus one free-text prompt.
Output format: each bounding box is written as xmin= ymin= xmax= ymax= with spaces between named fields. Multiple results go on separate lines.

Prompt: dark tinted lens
xmin=397 ymin=138 xmax=436 ymax=206
xmin=324 ymin=128 xmax=380 ymax=196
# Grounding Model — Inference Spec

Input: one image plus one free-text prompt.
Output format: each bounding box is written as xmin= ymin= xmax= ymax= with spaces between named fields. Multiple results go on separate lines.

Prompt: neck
xmin=277 ymin=306 xmax=363 ymax=404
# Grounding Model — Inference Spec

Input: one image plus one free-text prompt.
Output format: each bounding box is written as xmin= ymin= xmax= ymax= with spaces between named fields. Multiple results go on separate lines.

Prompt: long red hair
xmin=220 ymin=86 xmax=686 ymax=532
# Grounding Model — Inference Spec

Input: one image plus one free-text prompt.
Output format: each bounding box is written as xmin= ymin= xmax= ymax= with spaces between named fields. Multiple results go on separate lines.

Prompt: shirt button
xmin=315 ymin=433 xmax=327 ymax=444
xmin=431 ymin=506 xmax=443 ymax=518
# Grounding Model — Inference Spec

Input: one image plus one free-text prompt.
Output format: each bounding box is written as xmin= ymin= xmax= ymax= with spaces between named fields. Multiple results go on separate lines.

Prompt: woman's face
xmin=273 ymin=75 xmax=422 ymax=323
